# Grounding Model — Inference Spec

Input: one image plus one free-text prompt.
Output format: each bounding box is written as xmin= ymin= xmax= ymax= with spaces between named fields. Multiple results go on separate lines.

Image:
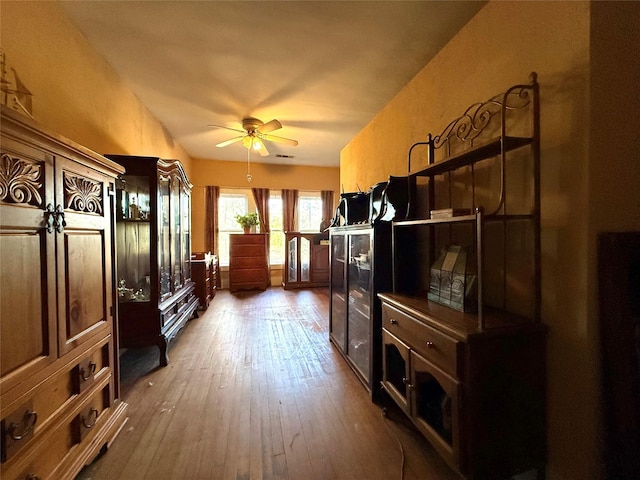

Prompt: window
xmin=216 ymin=189 xmax=323 ymax=268
xmin=298 ymin=193 xmax=323 ymax=232
xmin=269 ymin=192 xmax=284 ymax=265
xmin=218 ymin=192 xmax=248 ymax=266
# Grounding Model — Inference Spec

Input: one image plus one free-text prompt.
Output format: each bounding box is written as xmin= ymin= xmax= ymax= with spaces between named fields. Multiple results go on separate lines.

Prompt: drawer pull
xmin=81 ymin=408 xmax=99 ymax=429
xmin=80 ymin=361 xmax=97 ymax=381
xmin=389 ymin=318 xmax=398 ymax=325
xmin=8 ymin=410 xmax=38 ymax=440
xmin=426 ymin=341 xmax=435 ymax=349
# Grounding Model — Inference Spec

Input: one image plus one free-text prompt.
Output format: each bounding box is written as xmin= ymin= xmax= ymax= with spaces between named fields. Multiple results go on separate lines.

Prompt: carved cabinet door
xmin=54 ymin=155 xmax=114 ymax=356
xmin=0 ymin=143 xmax=57 ymax=394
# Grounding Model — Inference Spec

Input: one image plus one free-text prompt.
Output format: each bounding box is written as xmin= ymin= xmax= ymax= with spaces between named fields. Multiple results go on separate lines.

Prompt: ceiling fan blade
xmin=258 ymin=119 xmax=282 ymax=134
xmin=216 ymin=136 xmax=245 ymax=148
xmin=209 ymin=124 xmax=246 ymax=134
xmin=261 ymin=133 xmax=299 ymax=147
xmin=257 ymin=141 xmax=270 ymax=156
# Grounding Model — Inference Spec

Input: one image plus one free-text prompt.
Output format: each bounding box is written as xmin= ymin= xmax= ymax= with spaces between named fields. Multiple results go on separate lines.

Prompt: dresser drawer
xmin=230 ymin=244 xmax=266 ymax=258
xmin=1 ymin=340 xmax=111 ymax=464
xmin=230 ymin=256 xmax=267 ymax=269
xmin=1 ymin=374 xmax=73 ymax=464
xmin=75 ymin=343 xmax=109 ymax=393
xmin=382 ymin=302 xmax=459 ymax=377
xmin=230 ymin=234 xmax=266 ymax=246
xmin=2 ymin=416 xmax=75 ymax=480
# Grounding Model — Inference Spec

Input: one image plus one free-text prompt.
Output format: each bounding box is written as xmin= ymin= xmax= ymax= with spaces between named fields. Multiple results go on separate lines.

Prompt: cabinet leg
xmin=158 ymin=337 xmax=169 ymax=367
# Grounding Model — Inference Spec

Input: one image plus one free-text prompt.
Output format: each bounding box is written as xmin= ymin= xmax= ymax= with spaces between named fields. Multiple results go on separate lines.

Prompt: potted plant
xmin=235 ymin=212 xmax=259 ymax=234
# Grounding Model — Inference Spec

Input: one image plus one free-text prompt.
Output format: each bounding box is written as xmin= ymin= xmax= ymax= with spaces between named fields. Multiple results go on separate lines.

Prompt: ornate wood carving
xmin=64 ymin=173 xmax=103 ymax=214
xmin=0 ymin=152 xmax=44 ymax=207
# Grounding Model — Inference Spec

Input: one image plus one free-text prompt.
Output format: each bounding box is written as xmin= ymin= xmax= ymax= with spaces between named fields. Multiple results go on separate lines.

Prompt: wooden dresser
xmin=0 ymin=106 xmax=128 ymax=479
xmin=192 ymin=252 xmax=218 ymax=309
xmin=229 ymin=233 xmax=269 ymax=292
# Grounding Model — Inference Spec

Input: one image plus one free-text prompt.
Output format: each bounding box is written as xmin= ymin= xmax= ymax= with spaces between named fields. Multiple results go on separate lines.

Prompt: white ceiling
xmin=59 ymin=1 xmax=485 ymax=167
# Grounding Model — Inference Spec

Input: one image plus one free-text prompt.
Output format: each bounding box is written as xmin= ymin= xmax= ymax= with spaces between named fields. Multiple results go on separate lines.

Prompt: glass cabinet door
xmin=347 ymin=232 xmax=372 ymax=379
xmin=181 ymin=188 xmax=191 ymax=283
xmin=171 ymin=176 xmax=181 ymax=290
xmin=158 ymin=174 xmax=171 ymax=299
xmin=330 ymin=234 xmax=346 ymax=350
xmin=410 ymin=350 xmax=460 ymax=462
xmin=300 ymin=236 xmax=310 ymax=282
xmin=116 ymin=174 xmax=151 ymax=303
xmin=288 ymin=236 xmax=298 ymax=283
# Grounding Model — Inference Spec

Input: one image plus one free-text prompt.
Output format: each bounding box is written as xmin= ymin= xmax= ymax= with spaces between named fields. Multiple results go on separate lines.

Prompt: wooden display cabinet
xmin=283 ymin=232 xmax=329 ymax=289
xmin=107 ymin=155 xmax=198 ymax=367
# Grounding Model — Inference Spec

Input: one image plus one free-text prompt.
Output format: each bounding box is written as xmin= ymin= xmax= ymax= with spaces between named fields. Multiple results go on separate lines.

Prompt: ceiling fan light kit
xmin=210 ymin=117 xmax=299 ymax=182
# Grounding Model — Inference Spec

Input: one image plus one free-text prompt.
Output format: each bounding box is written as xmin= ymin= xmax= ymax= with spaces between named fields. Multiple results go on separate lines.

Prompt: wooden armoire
xmin=0 ymin=106 xmax=128 ymax=479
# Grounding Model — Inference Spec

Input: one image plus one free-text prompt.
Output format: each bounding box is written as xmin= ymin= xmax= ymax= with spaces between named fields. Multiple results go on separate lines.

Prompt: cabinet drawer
xmin=1 ymin=340 xmax=111 ymax=463
xmin=382 ymin=303 xmax=458 ymax=377
xmin=75 ymin=343 xmax=110 ymax=393
xmin=74 ymin=384 xmax=109 ymax=442
xmin=2 ymin=415 xmax=75 ymax=480
xmin=230 ymin=269 xmax=267 ymax=282
xmin=230 ymin=256 xmax=267 ymax=269
xmin=230 ymin=234 xmax=266 ymax=246
xmin=1 ymin=375 xmax=73 ymax=464
xmin=230 ymin=244 xmax=266 ymax=258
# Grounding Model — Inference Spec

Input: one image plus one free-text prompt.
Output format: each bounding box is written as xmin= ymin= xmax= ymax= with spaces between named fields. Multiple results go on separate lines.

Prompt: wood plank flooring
xmin=77 ymin=288 xmax=458 ymax=480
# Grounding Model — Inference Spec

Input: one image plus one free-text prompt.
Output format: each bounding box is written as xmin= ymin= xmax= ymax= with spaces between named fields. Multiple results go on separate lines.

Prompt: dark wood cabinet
xmin=107 ymin=155 xmax=198 ymax=367
xmin=229 ymin=233 xmax=269 ymax=292
xmin=192 ymin=251 xmax=218 ymax=309
xmin=380 ymin=74 xmax=546 ymax=478
xmin=283 ymin=232 xmax=329 ymax=289
xmin=598 ymin=231 xmax=640 ymax=479
xmin=0 ymin=106 xmax=128 ymax=480
xmin=329 ymin=224 xmax=392 ymax=400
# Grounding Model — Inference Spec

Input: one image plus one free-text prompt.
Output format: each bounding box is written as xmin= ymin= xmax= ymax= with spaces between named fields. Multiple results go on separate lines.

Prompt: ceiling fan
xmin=209 ymin=117 xmax=298 ymax=156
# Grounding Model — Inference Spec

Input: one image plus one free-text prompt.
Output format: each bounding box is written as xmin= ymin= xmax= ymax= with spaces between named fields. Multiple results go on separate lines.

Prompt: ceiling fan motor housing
xmin=242 ymin=117 xmax=263 ymax=134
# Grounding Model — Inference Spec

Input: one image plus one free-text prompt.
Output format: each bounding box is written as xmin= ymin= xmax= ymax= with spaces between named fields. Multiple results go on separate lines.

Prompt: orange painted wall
xmin=340 ymin=2 xmax=640 ymax=479
xmin=0 ymin=1 xmax=193 ymax=173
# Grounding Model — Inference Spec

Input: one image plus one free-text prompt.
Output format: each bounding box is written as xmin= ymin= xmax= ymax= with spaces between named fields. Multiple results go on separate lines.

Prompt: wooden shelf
xmin=410 ymin=136 xmax=533 ymax=177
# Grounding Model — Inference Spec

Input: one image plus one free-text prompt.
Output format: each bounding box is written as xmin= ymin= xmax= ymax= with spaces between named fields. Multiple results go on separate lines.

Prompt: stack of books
xmin=429 ymin=208 xmax=470 ymax=219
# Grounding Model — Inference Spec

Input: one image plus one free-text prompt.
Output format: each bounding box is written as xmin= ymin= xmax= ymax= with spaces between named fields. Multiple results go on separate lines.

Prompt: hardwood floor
xmin=77 ymin=288 xmax=458 ymax=480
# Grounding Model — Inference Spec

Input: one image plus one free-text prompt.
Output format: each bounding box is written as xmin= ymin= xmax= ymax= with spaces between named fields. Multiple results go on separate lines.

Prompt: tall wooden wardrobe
xmin=0 ymin=106 xmax=128 ymax=479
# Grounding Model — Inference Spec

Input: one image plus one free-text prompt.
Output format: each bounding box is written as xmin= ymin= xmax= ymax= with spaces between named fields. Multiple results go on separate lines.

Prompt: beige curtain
xmin=282 ymin=189 xmax=298 ymax=233
xmin=252 ymin=188 xmax=270 ymax=233
xmin=321 ymin=190 xmax=334 ymax=230
xmin=205 ymin=186 xmax=219 ymax=256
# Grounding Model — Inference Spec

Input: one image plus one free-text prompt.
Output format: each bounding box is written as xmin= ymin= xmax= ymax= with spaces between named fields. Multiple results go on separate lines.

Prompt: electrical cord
xmin=381 ymin=407 xmax=406 ymax=480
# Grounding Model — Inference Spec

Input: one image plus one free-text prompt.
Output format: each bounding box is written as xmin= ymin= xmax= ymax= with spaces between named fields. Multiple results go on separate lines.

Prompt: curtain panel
xmin=282 ymin=189 xmax=299 ymax=233
xmin=205 ymin=185 xmax=220 ymax=255
xmin=252 ymin=188 xmax=271 ymax=233
xmin=321 ymin=190 xmax=335 ymax=230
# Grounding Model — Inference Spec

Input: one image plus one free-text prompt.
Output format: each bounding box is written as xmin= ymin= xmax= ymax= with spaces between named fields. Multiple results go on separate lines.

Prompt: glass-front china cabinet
xmin=107 ymin=155 xmax=198 ymax=367
xmin=329 ymin=223 xmax=392 ymax=400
